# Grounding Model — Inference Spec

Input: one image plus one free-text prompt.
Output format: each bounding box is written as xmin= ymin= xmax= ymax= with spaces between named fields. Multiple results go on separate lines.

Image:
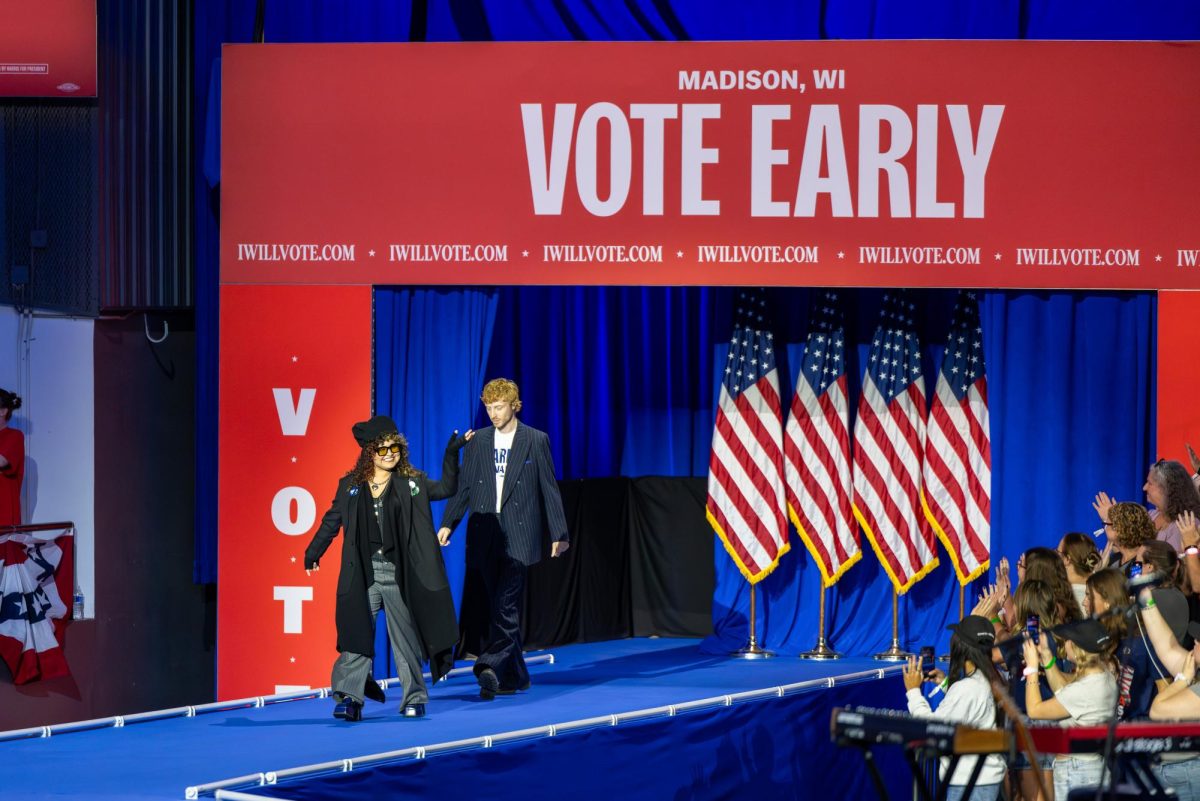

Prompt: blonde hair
xmin=481 ymin=378 xmax=522 ymax=412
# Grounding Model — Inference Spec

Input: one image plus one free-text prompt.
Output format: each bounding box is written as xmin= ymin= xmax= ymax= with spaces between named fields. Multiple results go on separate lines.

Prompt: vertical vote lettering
xmin=272 ymin=386 xmax=318 ymax=636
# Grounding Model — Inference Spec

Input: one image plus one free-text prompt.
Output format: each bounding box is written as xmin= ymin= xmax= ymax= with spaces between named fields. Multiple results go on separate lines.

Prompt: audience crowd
xmin=899 ymin=457 xmax=1200 ymax=800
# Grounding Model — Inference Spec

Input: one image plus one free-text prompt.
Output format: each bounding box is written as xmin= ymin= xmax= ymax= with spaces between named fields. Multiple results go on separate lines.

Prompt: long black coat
xmin=304 ymin=435 xmax=463 ymax=682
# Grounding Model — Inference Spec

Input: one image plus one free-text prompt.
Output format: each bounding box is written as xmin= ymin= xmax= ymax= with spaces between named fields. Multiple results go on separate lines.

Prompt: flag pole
xmin=799 ymin=583 xmax=842 ymax=660
xmin=873 ymin=591 xmax=911 ymax=661
xmin=938 ymin=583 xmax=966 ymax=663
xmin=732 ymin=580 xmax=775 ymax=659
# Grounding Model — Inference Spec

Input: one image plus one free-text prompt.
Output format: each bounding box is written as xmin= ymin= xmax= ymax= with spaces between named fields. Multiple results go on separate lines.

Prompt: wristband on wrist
xmin=1186 ymin=547 xmax=1199 ymax=558
xmin=989 ymin=616 xmax=1001 ymax=625
xmin=1043 ymin=657 xmax=1057 ymax=671
xmin=1176 ymin=673 xmax=1189 ymax=684
xmin=1141 ymin=596 xmax=1157 ymax=610
xmin=1023 ymin=666 xmax=1038 ymax=678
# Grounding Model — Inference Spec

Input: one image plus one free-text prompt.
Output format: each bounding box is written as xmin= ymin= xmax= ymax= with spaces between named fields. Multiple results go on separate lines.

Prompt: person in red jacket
xmin=0 ymin=388 xmax=24 ymax=526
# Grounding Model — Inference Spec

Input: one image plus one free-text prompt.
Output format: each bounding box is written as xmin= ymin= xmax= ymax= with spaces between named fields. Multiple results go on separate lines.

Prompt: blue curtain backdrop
xmin=192 ymin=0 xmax=1196 ymax=650
xmin=420 ymin=286 xmax=1152 ymax=656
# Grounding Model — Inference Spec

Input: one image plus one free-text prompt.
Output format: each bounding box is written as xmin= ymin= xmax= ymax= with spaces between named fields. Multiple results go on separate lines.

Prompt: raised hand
xmin=1093 ymin=491 xmax=1116 ymax=524
xmin=971 ymin=584 xmax=999 ymax=619
xmin=447 ymin=429 xmax=475 ymax=450
xmin=1180 ymin=510 xmax=1200 ymax=549
xmin=902 ymin=656 xmax=924 ymax=691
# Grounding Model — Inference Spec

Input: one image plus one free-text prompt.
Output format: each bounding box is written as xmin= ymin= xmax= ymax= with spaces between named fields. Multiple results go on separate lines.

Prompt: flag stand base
xmin=731 ymin=582 xmax=774 ymax=659
xmin=732 ymin=643 xmax=776 ymax=660
xmin=873 ymin=638 xmax=911 ymax=662
xmin=799 ymin=637 xmax=842 ymax=660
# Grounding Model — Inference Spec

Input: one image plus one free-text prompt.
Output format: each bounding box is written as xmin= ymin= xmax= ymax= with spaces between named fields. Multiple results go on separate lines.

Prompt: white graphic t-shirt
xmin=494 ymin=427 xmax=516 ymax=512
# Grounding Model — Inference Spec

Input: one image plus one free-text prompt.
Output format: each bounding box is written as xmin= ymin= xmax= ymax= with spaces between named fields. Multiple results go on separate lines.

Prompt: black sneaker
xmin=476 ymin=666 xmax=500 ymax=700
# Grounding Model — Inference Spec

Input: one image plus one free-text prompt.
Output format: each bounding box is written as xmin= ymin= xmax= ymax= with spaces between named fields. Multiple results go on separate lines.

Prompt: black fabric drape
xmin=521 ymin=477 xmax=712 ymax=649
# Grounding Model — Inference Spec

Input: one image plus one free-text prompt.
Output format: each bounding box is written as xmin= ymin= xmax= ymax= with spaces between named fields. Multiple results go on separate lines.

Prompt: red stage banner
xmin=221 ymin=41 xmax=1200 ymax=290
xmin=1158 ymin=291 xmax=1200 ymax=466
xmin=217 ymin=284 xmax=372 ymax=700
xmin=0 ymin=0 xmax=96 ymax=98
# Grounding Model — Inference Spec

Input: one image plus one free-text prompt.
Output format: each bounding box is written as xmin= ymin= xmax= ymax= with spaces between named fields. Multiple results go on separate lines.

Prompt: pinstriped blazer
xmin=440 ymin=422 xmax=568 ymax=566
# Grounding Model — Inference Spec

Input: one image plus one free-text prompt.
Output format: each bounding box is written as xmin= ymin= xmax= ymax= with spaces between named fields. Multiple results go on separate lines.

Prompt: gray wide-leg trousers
xmin=331 ymin=555 xmax=427 ymax=707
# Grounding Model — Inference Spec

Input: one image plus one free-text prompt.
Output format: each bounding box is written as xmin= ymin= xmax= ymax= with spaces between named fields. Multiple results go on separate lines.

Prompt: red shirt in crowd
xmin=0 ymin=426 xmax=25 ymax=526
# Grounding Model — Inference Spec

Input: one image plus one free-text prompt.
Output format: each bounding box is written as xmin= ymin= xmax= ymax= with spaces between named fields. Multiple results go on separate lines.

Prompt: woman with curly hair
xmin=304 ymin=415 xmax=471 ymax=722
xmin=1094 ymin=460 xmax=1200 ymax=552
xmin=1099 ymin=501 xmax=1158 ymax=575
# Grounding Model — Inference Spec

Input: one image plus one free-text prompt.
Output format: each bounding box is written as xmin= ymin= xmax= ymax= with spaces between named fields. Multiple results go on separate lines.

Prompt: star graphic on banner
xmin=291 ymin=356 xmax=298 ymax=363
xmin=994 ymin=253 xmax=1002 ymax=261
xmin=368 ymin=249 xmax=376 ymax=257
xmin=290 ymin=657 xmax=296 ymax=664
xmin=290 ymin=556 xmax=296 ymax=563
xmin=676 ymin=250 xmax=684 ymax=258
xmin=522 ymin=250 xmax=529 ymax=257
xmin=291 ymin=456 xmax=297 ymax=463
xmin=837 ymin=251 xmax=845 ymax=259
xmin=1156 ymin=254 xmax=1163 ymax=262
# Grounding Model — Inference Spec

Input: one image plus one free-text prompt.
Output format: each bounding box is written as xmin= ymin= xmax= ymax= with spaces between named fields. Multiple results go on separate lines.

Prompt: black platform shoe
xmin=333 ymin=698 xmax=363 ymax=721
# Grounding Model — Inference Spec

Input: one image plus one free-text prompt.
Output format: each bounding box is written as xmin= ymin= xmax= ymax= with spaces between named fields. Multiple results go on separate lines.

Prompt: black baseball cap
xmin=1050 ymin=618 xmax=1113 ymax=654
xmin=947 ymin=615 xmax=997 ymax=649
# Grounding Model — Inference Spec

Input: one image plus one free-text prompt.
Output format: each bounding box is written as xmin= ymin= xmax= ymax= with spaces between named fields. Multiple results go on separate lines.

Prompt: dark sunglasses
xmin=375 ymin=444 xmax=402 ymax=457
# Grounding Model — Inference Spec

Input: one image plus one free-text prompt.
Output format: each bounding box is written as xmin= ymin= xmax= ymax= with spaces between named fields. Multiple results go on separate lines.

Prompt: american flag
xmin=783 ymin=291 xmax=860 ymax=586
xmin=707 ymin=291 xmax=789 ymax=584
xmin=922 ymin=292 xmax=991 ymax=584
xmin=852 ymin=292 xmax=938 ymax=594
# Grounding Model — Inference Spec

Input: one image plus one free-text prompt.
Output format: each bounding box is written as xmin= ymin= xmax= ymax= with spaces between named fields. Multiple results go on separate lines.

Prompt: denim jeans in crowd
xmin=944 ymin=782 xmax=1000 ymax=801
xmin=1155 ymin=757 xmax=1200 ymax=801
xmin=1053 ymin=754 xmax=1105 ymax=801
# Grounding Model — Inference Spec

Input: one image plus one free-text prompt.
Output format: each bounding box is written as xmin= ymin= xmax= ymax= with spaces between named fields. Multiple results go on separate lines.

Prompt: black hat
xmin=1050 ymin=618 xmax=1113 ymax=654
xmin=946 ymin=615 xmax=996 ymax=649
xmin=352 ymin=415 xmax=399 ymax=447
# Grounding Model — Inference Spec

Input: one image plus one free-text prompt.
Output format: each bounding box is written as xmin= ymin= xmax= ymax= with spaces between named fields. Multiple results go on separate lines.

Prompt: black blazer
xmin=440 ymin=423 xmax=568 ymax=566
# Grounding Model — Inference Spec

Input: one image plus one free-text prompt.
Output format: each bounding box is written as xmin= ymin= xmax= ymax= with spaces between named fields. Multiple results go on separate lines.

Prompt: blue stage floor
xmin=0 ymin=638 xmax=904 ymax=800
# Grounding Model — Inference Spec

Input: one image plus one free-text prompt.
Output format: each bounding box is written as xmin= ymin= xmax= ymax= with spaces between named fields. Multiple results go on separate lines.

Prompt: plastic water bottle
xmin=72 ymin=589 xmax=85 ymax=620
